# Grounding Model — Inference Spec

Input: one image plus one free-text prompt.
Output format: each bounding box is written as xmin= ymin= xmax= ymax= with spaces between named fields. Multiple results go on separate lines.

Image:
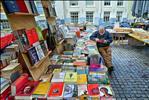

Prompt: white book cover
xmin=51 ymin=72 xmax=65 ymax=82
xmin=33 ymin=42 xmax=45 ymax=60
xmin=78 ymin=84 xmax=88 ymax=96
xmin=24 ymin=1 xmax=33 ymax=14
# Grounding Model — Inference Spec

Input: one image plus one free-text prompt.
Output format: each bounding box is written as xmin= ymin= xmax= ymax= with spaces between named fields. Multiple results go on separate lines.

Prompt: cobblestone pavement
xmin=110 ymin=45 xmax=149 ymax=99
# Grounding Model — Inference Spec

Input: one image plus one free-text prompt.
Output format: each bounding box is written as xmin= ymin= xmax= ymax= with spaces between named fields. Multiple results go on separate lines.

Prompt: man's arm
xmin=105 ymin=31 xmax=113 ymax=43
xmin=90 ymin=31 xmax=98 ymax=41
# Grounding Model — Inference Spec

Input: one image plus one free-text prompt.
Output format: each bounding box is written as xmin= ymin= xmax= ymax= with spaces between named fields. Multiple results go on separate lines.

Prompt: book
xmin=63 ymin=84 xmax=78 ymax=98
xmin=40 ymin=41 xmax=48 ymax=56
xmin=99 ymin=85 xmax=113 ymax=99
xmin=64 ymin=72 xmax=77 ymax=83
xmin=16 ymin=0 xmax=28 ymax=13
xmin=77 ymin=67 xmax=88 ymax=74
xmin=36 ymin=26 xmax=44 ymax=40
xmin=53 ymin=69 xmax=62 ymax=73
xmin=78 ymin=84 xmax=88 ymax=96
xmin=63 ymin=51 xmax=73 ymax=55
xmin=13 ymin=29 xmax=30 ymax=52
xmin=77 ymin=74 xmax=87 ymax=84
xmin=24 ymin=1 xmax=33 ymax=14
xmin=88 ymin=73 xmax=110 ymax=84
xmin=88 ymin=84 xmax=99 ymax=97
xmin=3 ymin=1 xmax=20 ymax=13
xmin=48 ymin=82 xmax=64 ymax=99
xmin=15 ymin=81 xmax=39 ymax=100
xmin=51 ymin=72 xmax=65 ymax=82
xmin=1 ymin=63 xmax=20 ymax=72
xmin=27 ymin=46 xmax=39 ymax=66
xmin=32 ymin=82 xmax=50 ymax=98
xmin=0 ymin=78 xmax=10 ymax=94
xmin=29 ymin=0 xmax=38 ymax=14
xmin=26 ymin=28 xmax=39 ymax=46
xmin=33 ymin=42 xmax=45 ymax=60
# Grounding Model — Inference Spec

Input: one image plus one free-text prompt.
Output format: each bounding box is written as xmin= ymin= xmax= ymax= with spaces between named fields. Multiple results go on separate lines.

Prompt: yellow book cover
xmin=64 ymin=72 xmax=77 ymax=83
xmin=33 ymin=82 xmax=50 ymax=95
xmin=53 ymin=68 xmax=62 ymax=73
xmin=77 ymin=74 xmax=87 ymax=84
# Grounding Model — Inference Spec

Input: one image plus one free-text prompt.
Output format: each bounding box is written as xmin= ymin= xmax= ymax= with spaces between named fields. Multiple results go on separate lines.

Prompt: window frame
xmin=70 ymin=12 xmax=79 ymax=23
xmin=86 ymin=1 xmax=94 ymax=7
xmin=103 ymin=11 xmax=110 ymax=22
xmin=117 ymin=1 xmax=123 ymax=6
xmin=86 ymin=11 xmax=94 ymax=23
xmin=69 ymin=1 xmax=79 ymax=7
xmin=116 ymin=11 xmax=123 ymax=22
xmin=104 ymin=0 xmax=111 ymax=6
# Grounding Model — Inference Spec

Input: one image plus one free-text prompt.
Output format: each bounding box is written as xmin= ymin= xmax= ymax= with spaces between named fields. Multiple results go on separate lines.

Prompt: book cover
xmin=32 ymin=82 xmax=50 ymax=98
xmin=63 ymin=84 xmax=74 ymax=98
xmin=51 ymin=72 xmax=65 ymax=82
xmin=24 ymin=1 xmax=33 ymax=14
xmin=99 ymin=85 xmax=113 ymax=99
xmin=27 ymin=46 xmax=39 ymax=66
xmin=33 ymin=42 xmax=45 ymax=60
xmin=16 ymin=0 xmax=28 ymax=13
xmin=77 ymin=74 xmax=87 ymax=84
xmin=29 ymin=0 xmax=38 ymax=14
xmin=53 ymin=69 xmax=62 ymax=73
xmin=88 ymin=84 xmax=99 ymax=97
xmin=64 ymin=72 xmax=77 ymax=83
xmin=3 ymin=1 xmax=20 ymax=13
xmin=13 ymin=29 xmax=30 ymax=52
xmin=88 ymin=73 xmax=110 ymax=84
xmin=78 ymin=84 xmax=88 ymax=96
xmin=48 ymin=82 xmax=64 ymax=99
xmin=1 ymin=63 xmax=20 ymax=72
xmin=73 ymin=61 xmax=87 ymax=66
xmin=40 ymin=41 xmax=48 ymax=56
xmin=36 ymin=26 xmax=44 ymax=40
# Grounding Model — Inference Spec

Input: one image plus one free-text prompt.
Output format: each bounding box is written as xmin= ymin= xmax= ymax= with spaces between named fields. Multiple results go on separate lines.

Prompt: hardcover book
xmin=64 ymin=72 xmax=77 ymax=83
xmin=13 ymin=29 xmax=30 ymax=52
xmin=99 ymin=85 xmax=113 ymax=99
xmin=33 ymin=42 xmax=45 ymax=60
xmin=3 ymin=1 xmax=20 ymax=13
xmin=88 ymin=84 xmax=99 ymax=97
xmin=48 ymin=82 xmax=64 ymax=99
xmin=51 ymin=72 xmax=65 ymax=82
xmin=78 ymin=84 xmax=88 ymax=96
xmin=16 ymin=0 xmax=29 ymax=13
xmin=29 ymin=0 xmax=38 ymax=14
xmin=24 ymin=1 xmax=33 ymax=14
xmin=27 ymin=46 xmax=39 ymax=66
xmin=32 ymin=82 xmax=50 ymax=98
xmin=40 ymin=41 xmax=48 ymax=56
xmin=77 ymin=74 xmax=87 ymax=84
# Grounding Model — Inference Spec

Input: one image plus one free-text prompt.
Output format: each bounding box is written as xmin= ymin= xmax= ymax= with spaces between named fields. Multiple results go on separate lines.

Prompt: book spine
xmin=24 ymin=1 xmax=33 ymax=14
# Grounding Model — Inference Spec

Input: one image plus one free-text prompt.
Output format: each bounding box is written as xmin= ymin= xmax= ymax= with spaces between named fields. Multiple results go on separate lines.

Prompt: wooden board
xmin=22 ymin=51 xmax=52 ymax=80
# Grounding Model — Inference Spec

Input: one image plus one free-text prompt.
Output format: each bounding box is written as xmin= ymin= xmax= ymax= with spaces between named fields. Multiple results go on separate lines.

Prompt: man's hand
xmin=97 ymin=39 xmax=104 ymax=43
xmin=95 ymin=38 xmax=99 ymax=42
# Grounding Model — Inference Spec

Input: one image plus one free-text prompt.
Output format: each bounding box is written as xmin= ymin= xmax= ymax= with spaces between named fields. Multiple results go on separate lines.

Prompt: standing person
xmin=90 ymin=26 xmax=113 ymax=73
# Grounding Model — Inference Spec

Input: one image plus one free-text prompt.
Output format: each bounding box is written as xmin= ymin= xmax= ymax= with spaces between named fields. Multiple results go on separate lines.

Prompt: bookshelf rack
xmin=1 ymin=1 xmax=52 ymax=80
xmin=41 ymin=0 xmax=64 ymax=54
xmin=8 ymin=12 xmax=39 ymax=16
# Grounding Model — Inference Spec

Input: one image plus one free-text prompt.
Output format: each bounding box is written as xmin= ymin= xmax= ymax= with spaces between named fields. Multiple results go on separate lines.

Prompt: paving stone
xmin=111 ymin=46 xmax=149 ymax=99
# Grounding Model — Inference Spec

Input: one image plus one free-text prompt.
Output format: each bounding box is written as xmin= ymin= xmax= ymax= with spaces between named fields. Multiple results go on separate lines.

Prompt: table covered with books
xmin=1 ymin=26 xmax=114 ymax=100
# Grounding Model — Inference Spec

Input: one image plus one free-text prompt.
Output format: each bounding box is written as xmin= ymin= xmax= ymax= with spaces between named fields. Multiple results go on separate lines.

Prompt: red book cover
xmin=16 ymin=81 xmax=39 ymax=96
xmin=11 ymin=74 xmax=28 ymax=96
xmin=48 ymin=82 xmax=64 ymax=97
xmin=31 ymin=28 xmax=39 ymax=43
xmin=88 ymin=84 xmax=99 ymax=96
xmin=26 ymin=28 xmax=39 ymax=46
xmin=73 ymin=62 xmax=87 ymax=66
xmin=16 ymin=0 xmax=29 ymax=13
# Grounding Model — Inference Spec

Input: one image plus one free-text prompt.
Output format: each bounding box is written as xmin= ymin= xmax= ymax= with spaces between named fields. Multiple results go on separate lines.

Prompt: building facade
xmin=55 ymin=1 xmax=133 ymax=26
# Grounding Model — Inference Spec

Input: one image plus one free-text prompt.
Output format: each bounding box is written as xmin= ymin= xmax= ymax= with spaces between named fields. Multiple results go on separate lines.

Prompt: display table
xmin=128 ymin=34 xmax=149 ymax=45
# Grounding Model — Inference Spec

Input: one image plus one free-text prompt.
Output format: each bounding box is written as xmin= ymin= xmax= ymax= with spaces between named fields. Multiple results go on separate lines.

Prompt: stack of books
xmin=1 ymin=63 xmax=22 ymax=80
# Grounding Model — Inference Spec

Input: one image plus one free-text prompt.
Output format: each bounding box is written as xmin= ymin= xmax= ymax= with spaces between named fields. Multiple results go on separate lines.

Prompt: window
xmin=104 ymin=0 xmax=111 ymax=6
xmin=117 ymin=0 xmax=123 ymax=6
xmin=70 ymin=12 xmax=78 ymax=23
xmin=70 ymin=1 xmax=78 ymax=6
xmin=86 ymin=11 xmax=94 ymax=22
xmin=86 ymin=1 xmax=94 ymax=6
xmin=116 ymin=11 xmax=123 ymax=22
xmin=104 ymin=11 xmax=110 ymax=22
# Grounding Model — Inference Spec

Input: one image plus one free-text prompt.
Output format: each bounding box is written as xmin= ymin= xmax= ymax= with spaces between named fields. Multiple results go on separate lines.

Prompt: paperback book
xmin=64 ymin=72 xmax=77 ymax=83
xmin=51 ymin=72 xmax=65 ymax=82
xmin=88 ymin=84 xmax=99 ymax=97
xmin=77 ymin=74 xmax=87 ymax=84
xmin=48 ymin=82 xmax=64 ymax=99
xmin=99 ymin=85 xmax=113 ymax=99
xmin=78 ymin=84 xmax=88 ymax=96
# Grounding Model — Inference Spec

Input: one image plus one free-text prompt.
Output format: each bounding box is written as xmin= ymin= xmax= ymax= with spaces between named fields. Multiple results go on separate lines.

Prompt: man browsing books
xmin=90 ymin=26 xmax=113 ymax=73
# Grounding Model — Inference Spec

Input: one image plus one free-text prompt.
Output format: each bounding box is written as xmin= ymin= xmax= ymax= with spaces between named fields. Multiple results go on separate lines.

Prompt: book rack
xmin=41 ymin=0 xmax=64 ymax=54
xmin=1 ymin=1 xmax=52 ymax=80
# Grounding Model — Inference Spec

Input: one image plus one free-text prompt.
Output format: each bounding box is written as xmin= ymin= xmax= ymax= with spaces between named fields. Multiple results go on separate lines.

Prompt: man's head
xmin=98 ymin=26 xmax=105 ymax=34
